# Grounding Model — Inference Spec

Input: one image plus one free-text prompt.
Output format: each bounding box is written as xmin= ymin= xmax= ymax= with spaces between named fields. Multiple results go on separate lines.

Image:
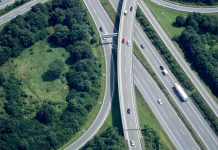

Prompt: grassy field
xmin=135 ymin=88 xmax=175 ymax=150
xmin=144 ymin=0 xmax=187 ymax=39
xmin=0 ymin=41 xmax=69 ymax=113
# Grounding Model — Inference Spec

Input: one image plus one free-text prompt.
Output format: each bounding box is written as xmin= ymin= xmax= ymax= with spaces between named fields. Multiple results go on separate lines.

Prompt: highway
xmin=0 ymin=0 xmax=48 ymax=25
xmin=138 ymin=1 xmax=218 ymax=118
xmin=109 ymin=0 xmax=218 ymax=149
xmin=133 ymin=57 xmax=199 ymax=150
xmin=83 ymin=0 xmax=200 ymax=149
xmin=117 ymin=0 xmax=142 ymax=149
xmin=151 ymin=0 xmax=218 ymax=13
xmin=0 ymin=0 xmax=15 ymax=10
xmin=0 ymin=0 xmax=217 ymax=149
xmin=133 ymin=22 xmax=218 ymax=149
xmin=65 ymin=0 xmax=116 ymax=149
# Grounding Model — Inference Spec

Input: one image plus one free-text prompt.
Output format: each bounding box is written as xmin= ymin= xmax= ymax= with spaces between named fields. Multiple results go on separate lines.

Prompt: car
xmin=162 ymin=68 xmax=168 ymax=76
xmin=160 ymin=65 xmax=164 ymax=70
xmin=124 ymin=10 xmax=127 ymax=15
xmin=127 ymin=108 xmax=130 ymax=114
xmin=130 ymin=6 xmax=133 ymax=11
xmin=99 ymin=27 xmax=103 ymax=32
xmin=127 ymin=40 xmax=130 ymax=46
xmin=140 ymin=44 xmax=144 ymax=49
xmin=122 ymin=38 xmax=125 ymax=43
xmin=157 ymin=98 xmax=162 ymax=105
xmin=130 ymin=140 xmax=135 ymax=146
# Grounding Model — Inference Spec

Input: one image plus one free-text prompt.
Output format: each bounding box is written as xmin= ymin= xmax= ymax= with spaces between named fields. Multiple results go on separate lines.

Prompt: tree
xmin=25 ymin=12 xmax=49 ymax=32
xmin=49 ymin=24 xmax=69 ymax=46
xmin=18 ymin=29 xmax=35 ymax=48
xmin=18 ymin=140 xmax=29 ymax=150
xmin=66 ymin=41 xmax=93 ymax=63
xmin=49 ymin=8 xmax=66 ymax=25
xmin=42 ymin=59 xmax=65 ymax=81
xmin=175 ymin=15 xmax=186 ymax=27
xmin=36 ymin=103 xmax=59 ymax=124
xmin=0 ymin=46 xmax=11 ymax=65
xmin=67 ymin=24 xmax=89 ymax=44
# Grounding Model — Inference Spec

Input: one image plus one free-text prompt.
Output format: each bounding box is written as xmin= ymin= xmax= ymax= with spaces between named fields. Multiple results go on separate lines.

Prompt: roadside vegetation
xmin=135 ymin=88 xmax=175 ymax=150
xmin=0 ymin=0 xmax=105 ymax=149
xmin=82 ymin=127 xmax=125 ymax=150
xmin=0 ymin=0 xmax=31 ymax=17
xmin=100 ymin=0 xmax=116 ymax=23
xmin=136 ymin=7 xmax=218 ymax=135
xmin=81 ymin=67 xmax=127 ymax=149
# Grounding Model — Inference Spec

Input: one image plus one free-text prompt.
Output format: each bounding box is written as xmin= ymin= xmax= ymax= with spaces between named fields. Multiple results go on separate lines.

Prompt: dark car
xmin=160 ymin=65 xmax=164 ymax=70
xmin=122 ymin=38 xmax=125 ymax=43
xmin=130 ymin=6 xmax=133 ymax=11
xmin=127 ymin=108 xmax=130 ymax=114
xmin=140 ymin=44 xmax=144 ymax=49
xmin=99 ymin=27 xmax=103 ymax=32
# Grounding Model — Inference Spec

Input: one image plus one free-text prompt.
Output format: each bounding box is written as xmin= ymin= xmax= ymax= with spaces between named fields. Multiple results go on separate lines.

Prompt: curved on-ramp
xmin=151 ymin=0 xmax=218 ymax=13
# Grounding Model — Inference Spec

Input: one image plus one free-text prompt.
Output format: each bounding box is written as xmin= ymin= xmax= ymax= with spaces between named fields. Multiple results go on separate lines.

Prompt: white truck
xmin=174 ymin=83 xmax=188 ymax=101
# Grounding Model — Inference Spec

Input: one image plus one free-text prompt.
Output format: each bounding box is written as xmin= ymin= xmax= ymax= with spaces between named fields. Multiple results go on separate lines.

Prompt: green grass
xmin=0 ymin=41 xmax=69 ymax=113
xmin=100 ymin=0 xmax=116 ymax=23
xmin=144 ymin=0 xmax=187 ymax=39
xmin=135 ymin=88 xmax=175 ymax=150
xmin=0 ymin=23 xmax=6 ymax=31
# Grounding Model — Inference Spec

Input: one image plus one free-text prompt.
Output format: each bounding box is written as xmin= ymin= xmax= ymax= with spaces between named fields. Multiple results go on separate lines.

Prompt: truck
xmin=174 ymin=83 xmax=188 ymax=101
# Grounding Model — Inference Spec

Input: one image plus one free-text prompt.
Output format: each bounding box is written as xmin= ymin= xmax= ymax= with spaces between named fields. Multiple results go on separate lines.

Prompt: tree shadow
xmin=41 ymin=71 xmax=58 ymax=82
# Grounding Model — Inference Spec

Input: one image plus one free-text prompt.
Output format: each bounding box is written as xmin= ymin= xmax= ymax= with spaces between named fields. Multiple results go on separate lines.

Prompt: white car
xmin=127 ymin=40 xmax=130 ymax=46
xmin=130 ymin=140 xmax=135 ymax=146
xmin=124 ymin=10 xmax=127 ymax=15
xmin=157 ymin=98 xmax=162 ymax=105
xmin=162 ymin=68 xmax=168 ymax=76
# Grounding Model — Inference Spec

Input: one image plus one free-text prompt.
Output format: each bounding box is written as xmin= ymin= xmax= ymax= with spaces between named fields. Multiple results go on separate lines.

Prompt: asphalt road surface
xmin=138 ymin=1 xmax=218 ymax=118
xmin=133 ymin=57 xmax=200 ymax=150
xmin=0 ymin=0 xmax=48 ymax=25
xmin=109 ymin=0 xmax=218 ymax=149
xmin=117 ymin=0 xmax=142 ymax=149
xmin=151 ymin=0 xmax=218 ymax=13
xmin=0 ymin=0 xmax=15 ymax=10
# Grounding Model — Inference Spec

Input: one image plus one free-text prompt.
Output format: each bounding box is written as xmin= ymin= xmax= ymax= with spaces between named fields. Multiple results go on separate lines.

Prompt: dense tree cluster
xmin=82 ymin=127 xmax=125 ymax=150
xmin=176 ymin=13 xmax=218 ymax=97
xmin=0 ymin=0 xmax=102 ymax=149
xmin=170 ymin=0 xmax=218 ymax=5
xmin=142 ymin=125 xmax=166 ymax=150
xmin=176 ymin=13 xmax=218 ymax=133
xmin=136 ymin=8 xmax=218 ymax=135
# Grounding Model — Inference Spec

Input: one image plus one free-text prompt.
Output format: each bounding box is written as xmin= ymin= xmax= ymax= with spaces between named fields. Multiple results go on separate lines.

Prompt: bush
xmin=175 ymin=15 xmax=185 ymax=27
